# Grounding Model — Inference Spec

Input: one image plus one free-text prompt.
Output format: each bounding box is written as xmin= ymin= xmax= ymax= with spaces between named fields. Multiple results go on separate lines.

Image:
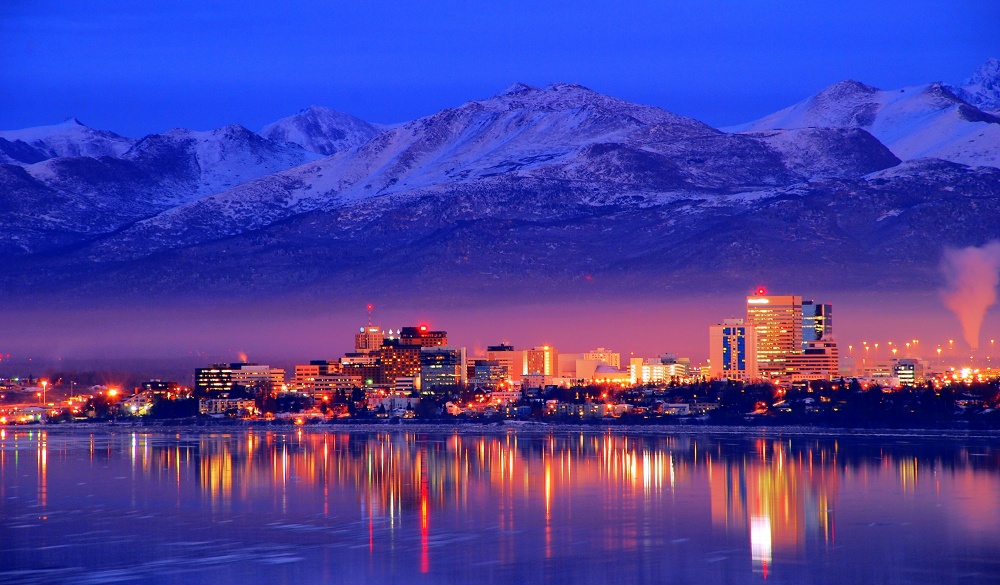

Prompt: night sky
xmin=2 ymin=0 xmax=998 ymax=136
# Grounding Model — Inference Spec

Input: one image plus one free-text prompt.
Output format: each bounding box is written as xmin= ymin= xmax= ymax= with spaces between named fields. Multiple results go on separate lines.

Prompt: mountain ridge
xmin=2 ymin=62 xmax=999 ymax=305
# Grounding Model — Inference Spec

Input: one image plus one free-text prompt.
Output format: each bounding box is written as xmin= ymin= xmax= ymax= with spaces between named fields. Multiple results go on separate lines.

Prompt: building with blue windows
xmin=709 ymin=319 xmax=758 ymax=381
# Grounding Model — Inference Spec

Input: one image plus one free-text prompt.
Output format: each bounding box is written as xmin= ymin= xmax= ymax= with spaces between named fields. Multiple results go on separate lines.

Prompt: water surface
xmin=1 ymin=428 xmax=998 ymax=584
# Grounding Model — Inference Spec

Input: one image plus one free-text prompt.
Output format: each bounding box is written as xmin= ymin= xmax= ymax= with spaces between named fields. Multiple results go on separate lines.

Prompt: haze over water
xmin=1 ymin=428 xmax=998 ymax=584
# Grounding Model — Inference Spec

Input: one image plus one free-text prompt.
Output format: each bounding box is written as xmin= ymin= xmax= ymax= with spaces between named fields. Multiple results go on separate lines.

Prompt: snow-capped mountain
xmin=260 ymin=106 xmax=379 ymax=156
xmin=0 ymin=118 xmax=134 ymax=162
xmin=121 ymin=124 xmax=321 ymax=202
xmin=75 ymin=82 xmax=900 ymax=261
xmin=731 ymin=72 xmax=1000 ymax=168
xmin=0 ymin=123 xmax=321 ymax=255
xmin=1 ymin=75 xmax=998 ymax=304
xmin=953 ymin=58 xmax=1000 ymax=113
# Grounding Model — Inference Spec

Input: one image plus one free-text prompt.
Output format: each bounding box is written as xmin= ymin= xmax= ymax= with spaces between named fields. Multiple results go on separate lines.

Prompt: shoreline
xmin=10 ymin=419 xmax=1000 ymax=440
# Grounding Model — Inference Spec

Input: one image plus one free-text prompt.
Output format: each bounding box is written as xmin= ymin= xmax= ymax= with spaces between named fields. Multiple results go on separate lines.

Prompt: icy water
xmin=1 ymin=428 xmax=999 ymax=585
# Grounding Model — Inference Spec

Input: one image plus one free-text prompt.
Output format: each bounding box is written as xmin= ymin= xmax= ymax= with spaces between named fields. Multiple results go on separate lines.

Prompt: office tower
xmin=524 ymin=346 xmax=558 ymax=377
xmin=746 ymin=291 xmax=803 ymax=379
xmin=355 ymin=326 xmax=384 ymax=354
xmin=378 ymin=339 xmax=421 ymax=383
xmin=420 ymin=346 xmax=467 ymax=390
xmin=709 ymin=319 xmax=758 ymax=380
xmin=802 ymin=301 xmax=833 ymax=344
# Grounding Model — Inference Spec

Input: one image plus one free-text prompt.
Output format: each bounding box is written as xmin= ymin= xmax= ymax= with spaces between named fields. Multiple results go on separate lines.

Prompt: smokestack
xmin=941 ymin=241 xmax=1000 ymax=350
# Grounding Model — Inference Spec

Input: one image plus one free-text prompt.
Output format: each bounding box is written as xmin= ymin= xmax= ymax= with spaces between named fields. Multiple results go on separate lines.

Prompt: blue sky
xmin=1 ymin=0 xmax=997 ymax=136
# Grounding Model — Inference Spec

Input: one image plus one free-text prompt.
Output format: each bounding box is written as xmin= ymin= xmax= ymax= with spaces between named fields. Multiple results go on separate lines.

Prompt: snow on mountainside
xmin=731 ymin=75 xmax=1000 ymax=168
xmin=121 ymin=124 xmax=321 ymax=202
xmin=953 ymin=58 xmax=1000 ymax=113
xmin=78 ymin=82 xmax=902 ymax=261
xmin=260 ymin=106 xmax=379 ymax=155
xmin=0 ymin=123 xmax=322 ymax=254
xmin=4 ymin=77 xmax=999 ymax=302
xmin=0 ymin=118 xmax=134 ymax=161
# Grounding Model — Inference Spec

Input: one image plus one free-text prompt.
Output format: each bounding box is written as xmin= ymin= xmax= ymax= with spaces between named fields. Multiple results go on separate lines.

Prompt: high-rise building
xmin=355 ymin=326 xmax=384 ymax=354
xmin=524 ymin=346 xmax=558 ymax=377
xmin=420 ymin=346 xmax=467 ymax=390
xmin=802 ymin=301 xmax=833 ymax=344
xmin=709 ymin=319 xmax=758 ymax=380
xmin=378 ymin=340 xmax=421 ymax=384
xmin=746 ymin=291 xmax=803 ymax=379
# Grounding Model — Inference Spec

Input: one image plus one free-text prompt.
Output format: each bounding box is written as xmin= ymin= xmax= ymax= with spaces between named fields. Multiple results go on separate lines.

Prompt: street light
xmin=41 ymin=380 xmax=48 ymax=405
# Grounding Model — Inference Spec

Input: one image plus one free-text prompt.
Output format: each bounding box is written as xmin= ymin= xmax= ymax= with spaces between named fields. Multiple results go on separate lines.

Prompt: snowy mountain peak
xmin=0 ymin=118 xmax=134 ymax=161
xmin=496 ymin=82 xmax=539 ymax=97
xmin=260 ymin=105 xmax=378 ymax=156
xmin=966 ymin=58 xmax=1000 ymax=87
xmin=732 ymin=73 xmax=1000 ymax=168
xmin=818 ymin=79 xmax=881 ymax=99
xmin=955 ymin=58 xmax=1000 ymax=113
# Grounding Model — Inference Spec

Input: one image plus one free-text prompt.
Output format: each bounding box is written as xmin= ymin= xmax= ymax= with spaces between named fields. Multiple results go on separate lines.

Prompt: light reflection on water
xmin=1 ymin=428 xmax=998 ymax=584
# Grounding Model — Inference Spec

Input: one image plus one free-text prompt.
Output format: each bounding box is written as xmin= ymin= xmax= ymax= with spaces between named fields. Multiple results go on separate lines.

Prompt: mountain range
xmin=2 ymin=60 xmax=999 ymax=307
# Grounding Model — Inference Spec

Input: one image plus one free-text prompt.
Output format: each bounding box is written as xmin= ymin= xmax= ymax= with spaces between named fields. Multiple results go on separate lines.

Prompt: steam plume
xmin=941 ymin=241 xmax=1000 ymax=350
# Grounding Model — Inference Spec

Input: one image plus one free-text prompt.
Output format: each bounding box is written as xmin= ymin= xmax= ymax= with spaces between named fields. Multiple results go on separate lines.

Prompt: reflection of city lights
xmin=751 ymin=515 xmax=772 ymax=576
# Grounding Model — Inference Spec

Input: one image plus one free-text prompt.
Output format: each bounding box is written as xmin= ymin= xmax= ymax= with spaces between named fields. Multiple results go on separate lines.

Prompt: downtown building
xmin=419 ymin=346 xmax=467 ymax=393
xmin=746 ymin=292 xmax=803 ymax=380
xmin=744 ymin=291 xmax=839 ymax=382
xmin=708 ymin=319 xmax=758 ymax=381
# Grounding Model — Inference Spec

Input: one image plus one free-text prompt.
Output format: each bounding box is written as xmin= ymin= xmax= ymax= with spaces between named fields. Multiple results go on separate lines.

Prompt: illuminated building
xmin=399 ymin=326 xmax=448 ymax=348
xmin=524 ymin=346 xmax=558 ymax=377
xmin=786 ymin=341 xmax=840 ymax=381
xmin=471 ymin=359 xmax=507 ymax=389
xmin=592 ymin=365 xmax=630 ymax=384
xmin=355 ymin=326 xmax=384 ymax=354
xmin=140 ymin=380 xmax=184 ymax=398
xmin=294 ymin=360 xmax=341 ymax=380
xmin=709 ymin=319 xmax=758 ymax=380
xmin=486 ymin=344 xmax=523 ymax=381
xmin=893 ymin=358 xmax=924 ymax=386
xmin=378 ymin=340 xmax=421 ymax=384
xmin=582 ymin=347 xmax=621 ymax=369
xmin=290 ymin=362 xmax=362 ymax=394
xmin=746 ymin=291 xmax=803 ymax=379
xmin=229 ymin=364 xmax=286 ymax=390
xmin=629 ymin=355 xmax=690 ymax=384
xmin=420 ymin=346 xmax=467 ymax=391
xmin=195 ymin=363 xmax=235 ymax=396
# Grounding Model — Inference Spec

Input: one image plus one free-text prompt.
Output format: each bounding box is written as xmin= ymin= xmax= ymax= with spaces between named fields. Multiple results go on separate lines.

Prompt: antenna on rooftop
xmin=366 ymin=303 xmax=374 ymax=326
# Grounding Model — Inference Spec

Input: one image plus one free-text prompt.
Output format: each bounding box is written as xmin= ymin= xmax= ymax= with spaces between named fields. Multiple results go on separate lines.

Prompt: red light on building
xmin=756 ymin=286 xmax=767 ymax=296
xmin=420 ymin=325 xmax=427 ymax=332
